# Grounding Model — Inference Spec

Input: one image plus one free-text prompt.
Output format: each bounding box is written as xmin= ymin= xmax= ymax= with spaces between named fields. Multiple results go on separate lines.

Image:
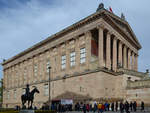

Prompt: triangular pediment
xmin=102 ymin=10 xmax=141 ymax=49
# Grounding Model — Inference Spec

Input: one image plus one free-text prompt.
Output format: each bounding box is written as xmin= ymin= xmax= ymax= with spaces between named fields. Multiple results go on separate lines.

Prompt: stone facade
xmin=2 ymin=5 xmax=148 ymax=108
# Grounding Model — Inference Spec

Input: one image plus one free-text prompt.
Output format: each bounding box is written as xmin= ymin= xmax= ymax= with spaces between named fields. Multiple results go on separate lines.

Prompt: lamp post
xmin=48 ymin=66 xmax=51 ymax=109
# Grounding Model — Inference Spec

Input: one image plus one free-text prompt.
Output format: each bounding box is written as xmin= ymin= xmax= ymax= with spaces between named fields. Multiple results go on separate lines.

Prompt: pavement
xmin=58 ymin=111 xmax=150 ymax=113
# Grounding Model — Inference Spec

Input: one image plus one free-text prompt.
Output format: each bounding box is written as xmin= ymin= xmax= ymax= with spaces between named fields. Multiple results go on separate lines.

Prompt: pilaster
xmin=85 ymin=31 xmax=92 ymax=70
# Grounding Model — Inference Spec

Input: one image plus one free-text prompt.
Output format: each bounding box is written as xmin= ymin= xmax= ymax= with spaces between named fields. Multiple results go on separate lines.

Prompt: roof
xmin=2 ymin=7 xmax=142 ymax=66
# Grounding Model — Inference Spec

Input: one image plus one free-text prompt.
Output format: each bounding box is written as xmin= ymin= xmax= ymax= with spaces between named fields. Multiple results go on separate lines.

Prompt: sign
xmin=61 ymin=99 xmax=73 ymax=105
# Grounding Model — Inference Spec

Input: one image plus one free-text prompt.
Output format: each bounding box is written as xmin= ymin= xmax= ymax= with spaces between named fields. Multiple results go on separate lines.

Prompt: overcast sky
xmin=0 ymin=0 xmax=150 ymax=79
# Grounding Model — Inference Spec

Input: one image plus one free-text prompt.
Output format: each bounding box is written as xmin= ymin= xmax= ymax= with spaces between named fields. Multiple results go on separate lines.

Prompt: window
xmin=44 ymin=84 xmax=49 ymax=96
xmin=61 ymin=55 xmax=66 ymax=69
xmin=14 ymin=90 xmax=16 ymax=99
xmin=46 ymin=60 xmax=50 ymax=73
xmin=34 ymin=64 xmax=38 ymax=76
xmin=70 ymin=51 xmax=76 ymax=67
xmin=80 ymin=48 xmax=86 ymax=64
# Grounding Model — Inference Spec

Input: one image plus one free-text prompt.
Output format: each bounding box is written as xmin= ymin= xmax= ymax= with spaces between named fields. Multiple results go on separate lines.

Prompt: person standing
xmin=83 ymin=104 xmax=86 ymax=113
xmin=93 ymin=103 xmax=97 ymax=113
xmin=141 ymin=101 xmax=144 ymax=111
xmin=111 ymin=102 xmax=114 ymax=111
xmin=129 ymin=101 xmax=133 ymax=111
xmin=97 ymin=103 xmax=102 ymax=113
xmin=124 ymin=101 xmax=130 ymax=113
xmin=115 ymin=101 xmax=118 ymax=112
xmin=120 ymin=101 xmax=124 ymax=113
xmin=133 ymin=101 xmax=137 ymax=112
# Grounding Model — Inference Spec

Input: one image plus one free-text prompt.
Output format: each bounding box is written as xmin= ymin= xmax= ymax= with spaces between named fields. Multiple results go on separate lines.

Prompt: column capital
xmin=96 ymin=24 xmax=105 ymax=29
xmin=123 ymin=45 xmax=127 ymax=49
xmin=113 ymin=36 xmax=117 ymax=41
xmin=119 ymin=40 xmax=123 ymax=45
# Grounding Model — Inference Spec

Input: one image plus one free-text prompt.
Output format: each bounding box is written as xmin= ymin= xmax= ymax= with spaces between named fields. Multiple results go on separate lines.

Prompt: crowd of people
xmin=76 ymin=101 xmax=145 ymax=113
xmin=50 ymin=101 xmax=145 ymax=113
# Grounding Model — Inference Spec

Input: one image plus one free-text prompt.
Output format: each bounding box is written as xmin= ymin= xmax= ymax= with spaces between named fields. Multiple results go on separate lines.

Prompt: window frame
xmin=61 ymin=55 xmax=66 ymax=69
xmin=70 ymin=51 xmax=76 ymax=67
xmin=80 ymin=48 xmax=86 ymax=64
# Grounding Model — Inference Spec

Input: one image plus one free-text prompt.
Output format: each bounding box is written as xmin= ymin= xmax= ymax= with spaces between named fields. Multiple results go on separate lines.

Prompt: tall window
xmin=44 ymin=84 xmax=49 ymax=96
xmin=61 ymin=55 xmax=66 ymax=69
xmin=70 ymin=51 xmax=76 ymax=67
xmin=14 ymin=90 xmax=16 ymax=99
xmin=34 ymin=64 xmax=38 ymax=76
xmin=80 ymin=48 xmax=86 ymax=64
xmin=46 ymin=60 xmax=50 ymax=73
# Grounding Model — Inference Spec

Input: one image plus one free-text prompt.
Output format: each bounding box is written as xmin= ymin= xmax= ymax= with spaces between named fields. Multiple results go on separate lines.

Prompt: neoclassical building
xmin=2 ymin=4 xmax=150 ymax=108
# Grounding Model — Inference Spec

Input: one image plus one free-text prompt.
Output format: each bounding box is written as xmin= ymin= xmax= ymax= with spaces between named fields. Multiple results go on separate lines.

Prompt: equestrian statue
xmin=21 ymin=84 xmax=40 ymax=109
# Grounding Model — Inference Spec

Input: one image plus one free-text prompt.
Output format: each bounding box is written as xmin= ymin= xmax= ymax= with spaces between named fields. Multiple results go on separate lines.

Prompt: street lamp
xmin=48 ymin=66 xmax=51 ymax=109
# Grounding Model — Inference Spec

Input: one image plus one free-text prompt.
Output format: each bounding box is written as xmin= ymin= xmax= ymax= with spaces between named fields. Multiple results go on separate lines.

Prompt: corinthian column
xmin=98 ymin=26 xmax=104 ymax=67
xmin=106 ymin=32 xmax=111 ymax=69
xmin=113 ymin=37 xmax=117 ymax=71
xmin=128 ymin=49 xmax=131 ymax=70
xmin=118 ymin=41 xmax=123 ymax=67
xmin=123 ymin=46 xmax=127 ymax=69
xmin=135 ymin=54 xmax=138 ymax=71
xmin=132 ymin=52 xmax=135 ymax=70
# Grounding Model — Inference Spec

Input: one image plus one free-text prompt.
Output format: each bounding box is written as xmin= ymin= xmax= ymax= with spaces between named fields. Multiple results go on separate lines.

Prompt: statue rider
xmin=25 ymin=84 xmax=30 ymax=99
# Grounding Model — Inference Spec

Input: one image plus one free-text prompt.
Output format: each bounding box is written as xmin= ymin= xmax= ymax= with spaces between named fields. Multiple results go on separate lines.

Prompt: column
xmin=118 ymin=41 xmax=123 ymax=67
xmin=106 ymin=32 xmax=111 ymax=69
xmin=123 ymin=46 xmax=127 ymax=69
xmin=135 ymin=54 xmax=138 ymax=71
xmin=128 ymin=49 xmax=131 ymax=70
xmin=113 ymin=37 xmax=117 ymax=71
xmin=98 ymin=26 xmax=104 ymax=67
xmin=132 ymin=52 xmax=135 ymax=70
xmin=85 ymin=31 xmax=92 ymax=69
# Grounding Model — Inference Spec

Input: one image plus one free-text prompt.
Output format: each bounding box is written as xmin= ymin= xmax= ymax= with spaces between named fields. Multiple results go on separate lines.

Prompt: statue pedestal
xmin=19 ymin=110 xmax=35 ymax=113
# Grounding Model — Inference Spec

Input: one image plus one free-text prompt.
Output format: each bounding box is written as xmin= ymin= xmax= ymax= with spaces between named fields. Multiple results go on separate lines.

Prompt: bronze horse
xmin=21 ymin=87 xmax=40 ymax=109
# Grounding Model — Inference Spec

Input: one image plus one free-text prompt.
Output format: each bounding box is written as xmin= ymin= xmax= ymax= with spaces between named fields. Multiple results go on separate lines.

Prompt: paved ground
xmin=59 ymin=111 xmax=150 ymax=113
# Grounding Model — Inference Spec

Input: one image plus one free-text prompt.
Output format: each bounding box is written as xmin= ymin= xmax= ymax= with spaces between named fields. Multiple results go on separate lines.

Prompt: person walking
xmin=141 ymin=101 xmax=144 ymax=111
